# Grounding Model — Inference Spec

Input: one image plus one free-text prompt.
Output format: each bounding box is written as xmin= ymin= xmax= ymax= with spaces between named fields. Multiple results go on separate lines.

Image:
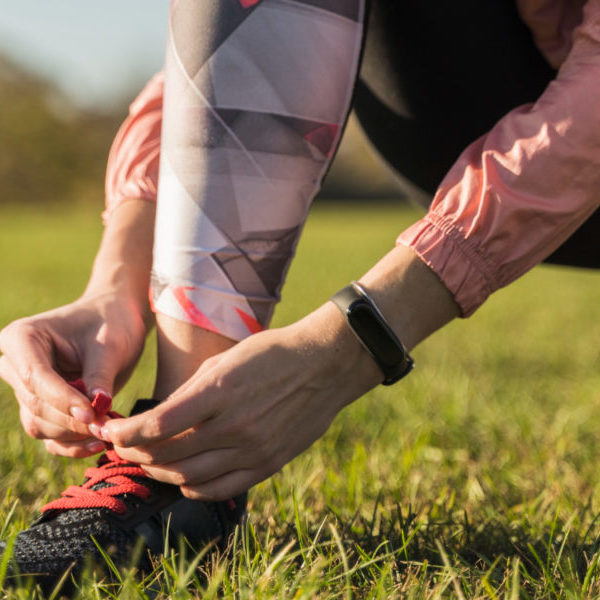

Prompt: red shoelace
xmin=40 ymin=380 xmax=238 ymax=514
xmin=41 ymin=380 xmax=151 ymax=515
xmin=42 ymin=449 xmax=151 ymax=515
xmin=68 ymin=378 xmax=115 ymax=417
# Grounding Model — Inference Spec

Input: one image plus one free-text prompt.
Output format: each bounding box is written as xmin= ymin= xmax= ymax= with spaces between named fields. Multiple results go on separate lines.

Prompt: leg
xmin=356 ymin=0 xmax=599 ymax=268
xmin=154 ymin=314 xmax=236 ymax=398
xmin=152 ymin=0 xmax=367 ymax=395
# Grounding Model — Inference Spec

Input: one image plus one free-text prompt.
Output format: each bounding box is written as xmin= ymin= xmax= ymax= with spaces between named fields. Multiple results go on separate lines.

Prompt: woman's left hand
xmin=102 ymin=303 xmax=381 ymax=500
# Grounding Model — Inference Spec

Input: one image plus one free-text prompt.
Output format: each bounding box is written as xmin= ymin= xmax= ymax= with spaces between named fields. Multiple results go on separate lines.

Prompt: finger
xmin=0 ymin=328 xmax=95 ymax=424
xmin=88 ymin=414 xmax=112 ymax=441
xmin=180 ymin=469 xmax=255 ymax=502
xmin=19 ymin=394 xmax=93 ymax=437
xmin=44 ymin=438 xmax=107 ymax=458
xmin=4 ymin=360 xmax=91 ymax=441
xmin=19 ymin=406 xmax=91 ymax=442
xmin=1 ymin=357 xmax=93 ymax=437
xmin=112 ymin=421 xmax=235 ymax=465
xmin=138 ymin=448 xmax=244 ymax=487
xmin=102 ymin=376 xmax=221 ymax=447
xmin=81 ymin=332 xmax=120 ymax=399
xmin=1 ymin=356 xmax=40 ymax=411
xmin=0 ymin=355 xmax=23 ymax=392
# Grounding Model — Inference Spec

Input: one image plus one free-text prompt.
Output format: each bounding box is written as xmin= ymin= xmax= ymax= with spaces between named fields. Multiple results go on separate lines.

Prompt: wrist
xmin=291 ymin=302 xmax=383 ymax=408
xmin=82 ymin=267 xmax=152 ymax=326
xmin=331 ymin=281 xmax=414 ymax=385
xmin=84 ymin=199 xmax=155 ymax=325
xmin=358 ymin=245 xmax=459 ymax=350
xmin=294 ymin=245 xmax=458 ymax=403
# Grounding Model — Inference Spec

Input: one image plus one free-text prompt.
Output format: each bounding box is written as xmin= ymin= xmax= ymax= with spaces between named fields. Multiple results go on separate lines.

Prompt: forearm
xmin=293 ymin=244 xmax=459 ymax=398
xmin=358 ymin=244 xmax=459 ymax=351
xmin=84 ymin=200 xmax=155 ymax=326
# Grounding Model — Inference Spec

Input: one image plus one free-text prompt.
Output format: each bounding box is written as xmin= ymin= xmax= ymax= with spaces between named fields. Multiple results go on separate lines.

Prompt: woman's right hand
xmin=0 ymin=291 xmax=148 ymax=458
xmin=0 ymin=200 xmax=156 ymax=458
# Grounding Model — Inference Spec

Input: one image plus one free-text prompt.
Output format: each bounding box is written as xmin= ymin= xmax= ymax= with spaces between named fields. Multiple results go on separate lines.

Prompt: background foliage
xmin=2 ymin=52 xmax=600 ymax=599
xmin=1 ymin=203 xmax=600 ymax=597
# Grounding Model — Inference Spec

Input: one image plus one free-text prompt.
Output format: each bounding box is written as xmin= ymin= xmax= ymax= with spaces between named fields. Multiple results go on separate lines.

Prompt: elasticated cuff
xmin=396 ymin=214 xmax=499 ymax=317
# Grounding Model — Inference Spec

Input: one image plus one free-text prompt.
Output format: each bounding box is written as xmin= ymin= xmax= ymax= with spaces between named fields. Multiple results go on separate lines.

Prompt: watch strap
xmin=331 ymin=282 xmax=414 ymax=385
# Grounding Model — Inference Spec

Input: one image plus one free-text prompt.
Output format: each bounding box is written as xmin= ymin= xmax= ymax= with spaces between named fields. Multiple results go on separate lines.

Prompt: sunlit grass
xmin=1 ymin=201 xmax=600 ymax=598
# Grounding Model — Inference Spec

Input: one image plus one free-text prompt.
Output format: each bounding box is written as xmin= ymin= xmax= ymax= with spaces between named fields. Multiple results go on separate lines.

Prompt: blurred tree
xmin=0 ymin=55 xmax=120 ymax=207
xmin=0 ymin=54 xmax=405 ymax=207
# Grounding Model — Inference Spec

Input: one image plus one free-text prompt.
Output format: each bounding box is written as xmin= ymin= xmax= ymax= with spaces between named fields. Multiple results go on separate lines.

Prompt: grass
xmin=0 ymin=200 xmax=600 ymax=598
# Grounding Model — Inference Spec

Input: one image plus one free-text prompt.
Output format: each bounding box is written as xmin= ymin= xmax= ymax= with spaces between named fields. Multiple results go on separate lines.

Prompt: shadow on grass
xmin=269 ymin=497 xmax=600 ymax=596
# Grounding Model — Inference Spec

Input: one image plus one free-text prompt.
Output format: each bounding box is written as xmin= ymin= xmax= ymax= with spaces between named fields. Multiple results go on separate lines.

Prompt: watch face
xmin=347 ymin=302 xmax=406 ymax=366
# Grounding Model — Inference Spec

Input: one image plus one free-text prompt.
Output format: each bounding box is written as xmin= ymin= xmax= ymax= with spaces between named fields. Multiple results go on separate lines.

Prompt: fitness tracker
xmin=331 ymin=281 xmax=414 ymax=385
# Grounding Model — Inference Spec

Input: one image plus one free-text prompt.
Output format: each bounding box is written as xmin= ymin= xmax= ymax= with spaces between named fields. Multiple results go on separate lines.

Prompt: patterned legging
xmin=152 ymin=0 xmax=366 ymax=341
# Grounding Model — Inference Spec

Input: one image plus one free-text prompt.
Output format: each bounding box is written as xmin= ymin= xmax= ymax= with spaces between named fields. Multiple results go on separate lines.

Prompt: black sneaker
xmin=0 ymin=397 xmax=246 ymax=592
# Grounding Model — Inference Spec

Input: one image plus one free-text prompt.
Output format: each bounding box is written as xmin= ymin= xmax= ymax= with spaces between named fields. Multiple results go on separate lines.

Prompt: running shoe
xmin=0 ymin=392 xmax=246 ymax=592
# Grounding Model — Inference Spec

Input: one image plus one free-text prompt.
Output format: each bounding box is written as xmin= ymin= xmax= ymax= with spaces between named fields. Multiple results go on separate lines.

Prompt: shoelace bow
xmin=41 ymin=380 xmax=150 ymax=515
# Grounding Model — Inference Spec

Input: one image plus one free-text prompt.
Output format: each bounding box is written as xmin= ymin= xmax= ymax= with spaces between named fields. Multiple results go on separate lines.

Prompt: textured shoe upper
xmin=2 ymin=391 xmax=246 ymax=586
xmin=9 ymin=507 xmax=135 ymax=577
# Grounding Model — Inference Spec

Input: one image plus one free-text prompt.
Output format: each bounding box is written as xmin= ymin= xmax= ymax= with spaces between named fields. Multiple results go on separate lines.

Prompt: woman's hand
xmin=103 ymin=303 xmax=382 ymax=500
xmin=0 ymin=199 xmax=155 ymax=458
xmin=103 ymin=245 xmax=459 ymax=500
xmin=0 ymin=292 xmax=148 ymax=457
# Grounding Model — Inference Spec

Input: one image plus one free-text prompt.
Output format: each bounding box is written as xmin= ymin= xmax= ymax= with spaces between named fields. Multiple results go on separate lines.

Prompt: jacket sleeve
xmin=397 ymin=0 xmax=600 ymax=316
xmin=103 ymin=72 xmax=163 ymax=223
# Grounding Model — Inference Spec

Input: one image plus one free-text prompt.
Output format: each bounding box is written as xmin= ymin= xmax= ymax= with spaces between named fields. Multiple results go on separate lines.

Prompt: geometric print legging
xmin=152 ymin=0 xmax=366 ymax=340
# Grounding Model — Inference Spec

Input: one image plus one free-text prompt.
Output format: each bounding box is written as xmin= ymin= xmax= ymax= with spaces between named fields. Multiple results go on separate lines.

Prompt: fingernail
xmin=88 ymin=423 xmax=100 ymax=438
xmin=100 ymin=425 xmax=111 ymax=442
xmin=86 ymin=440 xmax=105 ymax=454
xmin=70 ymin=406 xmax=94 ymax=424
xmin=88 ymin=423 xmax=106 ymax=440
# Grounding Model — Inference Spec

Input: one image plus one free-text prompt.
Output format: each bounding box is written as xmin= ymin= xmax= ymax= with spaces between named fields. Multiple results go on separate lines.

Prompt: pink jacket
xmin=105 ymin=0 xmax=600 ymax=317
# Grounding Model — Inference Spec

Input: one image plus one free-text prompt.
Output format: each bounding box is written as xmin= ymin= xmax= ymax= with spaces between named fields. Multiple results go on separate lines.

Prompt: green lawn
xmin=0 ymin=202 xmax=600 ymax=598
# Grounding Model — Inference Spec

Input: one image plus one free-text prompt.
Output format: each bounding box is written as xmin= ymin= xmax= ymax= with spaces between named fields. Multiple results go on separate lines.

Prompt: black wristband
xmin=331 ymin=282 xmax=414 ymax=385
